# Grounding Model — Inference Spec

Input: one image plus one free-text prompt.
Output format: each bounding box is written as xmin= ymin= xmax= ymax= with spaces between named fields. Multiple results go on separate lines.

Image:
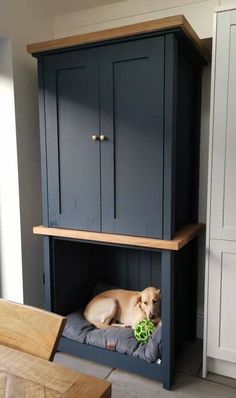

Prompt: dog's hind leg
xmin=99 ymin=297 xmax=117 ymax=325
xmin=84 ymin=297 xmax=118 ymax=329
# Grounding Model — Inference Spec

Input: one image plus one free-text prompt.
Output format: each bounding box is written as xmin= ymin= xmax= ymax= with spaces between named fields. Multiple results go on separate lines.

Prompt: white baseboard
xmin=197 ymin=307 xmax=204 ymax=339
xmin=208 ymin=357 xmax=236 ymax=379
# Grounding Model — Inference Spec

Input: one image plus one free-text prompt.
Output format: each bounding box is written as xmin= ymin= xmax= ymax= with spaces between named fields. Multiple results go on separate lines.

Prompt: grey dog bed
xmin=62 ymin=311 xmax=162 ymax=363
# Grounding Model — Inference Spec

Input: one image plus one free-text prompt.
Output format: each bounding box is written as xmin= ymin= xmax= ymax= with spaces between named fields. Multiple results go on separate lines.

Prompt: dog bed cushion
xmin=62 ymin=311 xmax=162 ymax=363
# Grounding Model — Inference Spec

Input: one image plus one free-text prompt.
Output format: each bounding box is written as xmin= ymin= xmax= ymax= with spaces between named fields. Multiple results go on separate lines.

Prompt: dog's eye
xmin=153 ymin=300 xmax=157 ymax=304
xmin=144 ymin=301 xmax=147 ymax=305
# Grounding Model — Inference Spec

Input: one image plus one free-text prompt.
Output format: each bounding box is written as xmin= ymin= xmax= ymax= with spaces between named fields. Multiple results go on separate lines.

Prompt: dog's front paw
xmin=153 ymin=317 xmax=162 ymax=327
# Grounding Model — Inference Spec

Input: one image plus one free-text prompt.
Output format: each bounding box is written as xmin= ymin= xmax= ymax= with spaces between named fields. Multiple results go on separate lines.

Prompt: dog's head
xmin=136 ymin=287 xmax=161 ymax=321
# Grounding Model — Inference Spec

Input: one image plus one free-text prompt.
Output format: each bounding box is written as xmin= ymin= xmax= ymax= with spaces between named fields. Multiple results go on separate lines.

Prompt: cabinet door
xmin=44 ymin=49 xmax=101 ymax=230
xmin=210 ymin=10 xmax=236 ymax=240
xmin=207 ymin=239 xmax=236 ymax=363
xmin=100 ymin=37 xmax=164 ymax=238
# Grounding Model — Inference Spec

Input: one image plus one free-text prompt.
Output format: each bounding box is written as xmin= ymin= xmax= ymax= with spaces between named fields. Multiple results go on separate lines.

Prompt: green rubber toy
xmin=134 ymin=319 xmax=156 ymax=343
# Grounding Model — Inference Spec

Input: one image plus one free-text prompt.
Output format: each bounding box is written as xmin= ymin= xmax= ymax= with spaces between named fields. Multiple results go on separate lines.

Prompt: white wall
xmin=52 ymin=0 xmax=217 ymax=39
xmin=52 ymin=0 xmax=236 ymax=39
xmin=0 ymin=0 xmax=67 ymax=305
xmin=0 ymin=39 xmax=23 ymax=302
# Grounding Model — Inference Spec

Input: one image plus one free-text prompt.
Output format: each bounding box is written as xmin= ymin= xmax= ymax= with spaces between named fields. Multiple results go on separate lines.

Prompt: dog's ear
xmin=135 ymin=294 xmax=142 ymax=306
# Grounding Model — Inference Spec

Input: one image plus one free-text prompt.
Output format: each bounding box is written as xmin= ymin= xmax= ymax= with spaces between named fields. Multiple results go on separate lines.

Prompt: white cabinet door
xmin=207 ymin=239 xmax=236 ymax=362
xmin=210 ymin=10 xmax=236 ymax=241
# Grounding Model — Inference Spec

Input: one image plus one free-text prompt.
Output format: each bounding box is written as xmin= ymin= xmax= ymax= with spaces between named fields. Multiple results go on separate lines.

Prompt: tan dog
xmin=84 ymin=287 xmax=161 ymax=329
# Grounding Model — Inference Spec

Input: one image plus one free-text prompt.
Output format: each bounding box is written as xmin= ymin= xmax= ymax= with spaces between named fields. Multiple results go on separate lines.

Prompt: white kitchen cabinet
xmin=210 ymin=9 xmax=236 ymax=241
xmin=204 ymin=7 xmax=236 ymax=378
xmin=207 ymin=240 xmax=236 ymax=362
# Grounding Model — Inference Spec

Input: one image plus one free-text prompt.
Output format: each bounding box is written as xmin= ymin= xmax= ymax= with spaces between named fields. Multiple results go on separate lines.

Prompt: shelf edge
xmin=33 ymin=223 xmax=205 ymax=251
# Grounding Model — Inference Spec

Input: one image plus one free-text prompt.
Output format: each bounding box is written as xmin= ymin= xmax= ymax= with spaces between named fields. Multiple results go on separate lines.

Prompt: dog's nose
xmin=149 ymin=314 xmax=155 ymax=320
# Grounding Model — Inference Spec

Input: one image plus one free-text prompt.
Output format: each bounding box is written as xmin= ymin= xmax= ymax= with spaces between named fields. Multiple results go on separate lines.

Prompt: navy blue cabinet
xmin=36 ymin=30 xmax=204 ymax=239
xmin=31 ymin=19 xmax=207 ymax=389
xmin=43 ymin=36 xmax=165 ymax=237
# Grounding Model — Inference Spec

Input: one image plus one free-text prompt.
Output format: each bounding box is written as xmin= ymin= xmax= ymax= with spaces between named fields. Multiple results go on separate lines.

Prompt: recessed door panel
xmin=211 ymin=11 xmax=236 ymax=240
xmin=207 ymin=240 xmax=236 ymax=363
xmin=44 ymin=49 xmax=100 ymax=230
xmin=100 ymin=37 xmax=164 ymax=237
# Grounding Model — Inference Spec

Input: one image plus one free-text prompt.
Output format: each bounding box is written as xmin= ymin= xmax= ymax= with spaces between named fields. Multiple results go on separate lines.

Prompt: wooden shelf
xmin=33 ymin=223 xmax=204 ymax=251
xmin=27 ymin=15 xmax=210 ymax=62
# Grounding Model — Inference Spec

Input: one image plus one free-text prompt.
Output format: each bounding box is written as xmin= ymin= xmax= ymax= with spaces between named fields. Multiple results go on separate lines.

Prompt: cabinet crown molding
xmin=27 ymin=15 xmax=210 ymax=62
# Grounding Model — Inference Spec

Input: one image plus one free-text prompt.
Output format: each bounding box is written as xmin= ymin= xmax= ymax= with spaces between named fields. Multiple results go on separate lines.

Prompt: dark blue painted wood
xmin=50 ymin=239 xmax=162 ymax=315
xmin=161 ymin=250 xmax=174 ymax=389
xmin=127 ymin=251 xmax=140 ymax=290
xmin=174 ymin=39 xmax=202 ymax=232
xmin=151 ymin=252 xmax=162 ymax=288
xmin=174 ymin=240 xmax=199 ymax=349
xmin=186 ymin=239 xmax=198 ymax=341
xmin=43 ymin=237 xmax=53 ymax=311
xmin=139 ymin=252 xmax=152 ymax=289
xmin=58 ymin=336 xmax=163 ymax=382
xmin=51 ymin=235 xmax=163 ymax=252
xmin=163 ymin=34 xmax=177 ymax=240
xmin=44 ymin=49 xmax=101 ymax=231
xmin=100 ymin=37 xmax=164 ymax=238
xmin=114 ymin=248 xmax=128 ymax=288
xmin=108 ymin=247 xmax=161 ymax=291
xmin=40 ymin=32 xmax=202 ymax=240
xmin=51 ymin=240 xmax=93 ymax=314
xmin=38 ymin=57 xmax=49 ymax=226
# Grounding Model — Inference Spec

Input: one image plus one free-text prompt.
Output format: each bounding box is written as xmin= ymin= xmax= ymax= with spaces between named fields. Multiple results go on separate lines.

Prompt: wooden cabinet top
xmin=33 ymin=223 xmax=205 ymax=251
xmin=27 ymin=15 xmax=209 ymax=62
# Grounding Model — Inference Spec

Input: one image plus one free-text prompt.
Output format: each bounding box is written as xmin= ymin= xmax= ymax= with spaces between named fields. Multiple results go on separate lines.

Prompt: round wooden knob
xmin=99 ymin=134 xmax=106 ymax=141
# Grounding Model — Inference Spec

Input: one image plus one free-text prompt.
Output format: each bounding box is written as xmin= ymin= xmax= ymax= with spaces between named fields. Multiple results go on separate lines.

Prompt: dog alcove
xmin=43 ymin=237 xmax=197 ymax=387
xmin=52 ymin=240 xmax=162 ymax=315
xmin=51 ymin=239 xmax=163 ymax=362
